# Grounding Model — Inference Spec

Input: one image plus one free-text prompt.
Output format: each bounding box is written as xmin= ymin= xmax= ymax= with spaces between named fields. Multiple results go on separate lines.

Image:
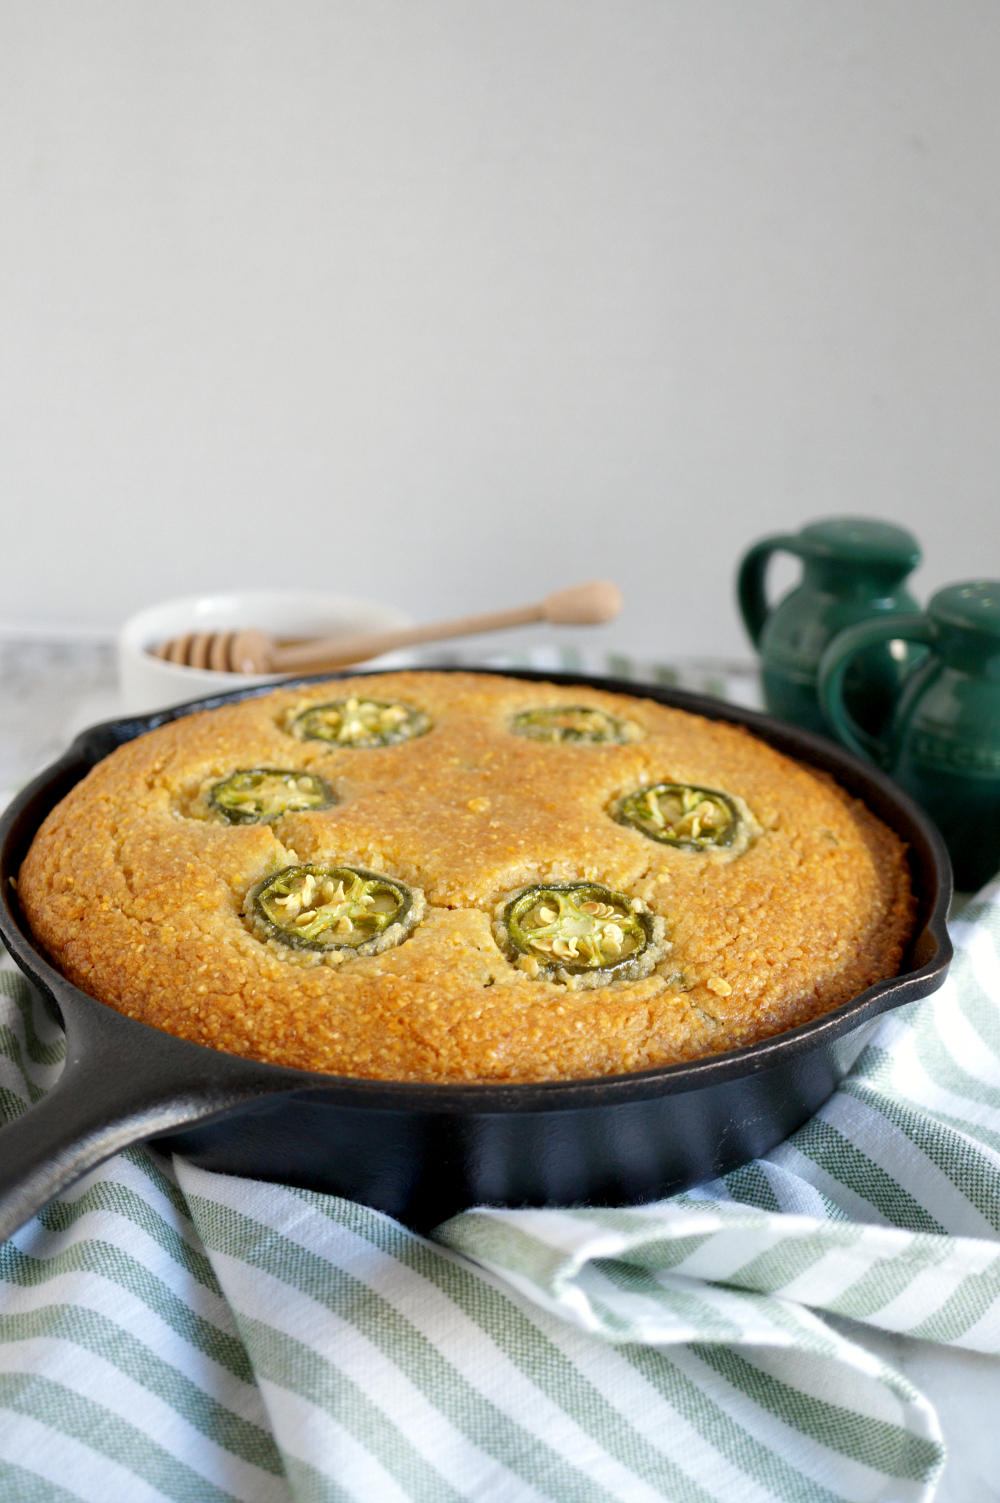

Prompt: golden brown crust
xmin=17 ymin=672 xmax=916 ymax=1082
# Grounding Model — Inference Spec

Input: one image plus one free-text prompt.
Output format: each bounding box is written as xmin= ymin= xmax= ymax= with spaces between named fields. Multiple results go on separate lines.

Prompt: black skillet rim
xmin=0 ymin=666 xmax=953 ymax=1114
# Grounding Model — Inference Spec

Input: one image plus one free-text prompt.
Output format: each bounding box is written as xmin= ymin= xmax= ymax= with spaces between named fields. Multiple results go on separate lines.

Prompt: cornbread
xmin=17 ymin=671 xmax=916 ymax=1083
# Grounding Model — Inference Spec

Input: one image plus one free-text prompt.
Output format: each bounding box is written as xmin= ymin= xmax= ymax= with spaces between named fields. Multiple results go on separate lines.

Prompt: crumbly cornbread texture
xmin=18 ymin=672 xmax=916 ymax=1082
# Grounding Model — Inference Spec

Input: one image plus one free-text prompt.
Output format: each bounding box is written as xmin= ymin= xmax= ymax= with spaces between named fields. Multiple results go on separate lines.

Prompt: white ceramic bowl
xmin=118 ymin=591 xmax=410 ymax=715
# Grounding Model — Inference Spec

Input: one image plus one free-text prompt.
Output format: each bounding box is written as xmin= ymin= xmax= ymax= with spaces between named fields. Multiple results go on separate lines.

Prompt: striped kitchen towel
xmin=0 ymin=876 xmax=998 ymax=1502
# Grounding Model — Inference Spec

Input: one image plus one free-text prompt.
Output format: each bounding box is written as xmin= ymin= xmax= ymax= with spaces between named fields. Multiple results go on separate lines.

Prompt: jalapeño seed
xmin=613 ymin=783 xmax=740 ymax=851
xmin=288 ymin=698 xmax=430 ymax=749
xmin=208 ymin=769 xmax=334 ymax=825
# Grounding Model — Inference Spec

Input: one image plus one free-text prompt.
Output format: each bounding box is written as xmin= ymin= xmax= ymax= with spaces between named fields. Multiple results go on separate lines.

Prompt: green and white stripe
xmin=1 ymin=877 xmax=999 ymax=1500
xmin=431 ymin=644 xmax=763 ymax=712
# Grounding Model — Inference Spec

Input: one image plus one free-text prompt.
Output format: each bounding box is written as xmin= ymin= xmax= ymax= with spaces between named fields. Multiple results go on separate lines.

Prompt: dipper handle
xmin=153 ymin=580 xmax=624 ymax=674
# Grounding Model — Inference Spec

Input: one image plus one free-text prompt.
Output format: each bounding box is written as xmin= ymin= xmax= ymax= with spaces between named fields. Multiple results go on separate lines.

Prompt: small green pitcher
xmin=819 ymin=581 xmax=1000 ymax=891
xmin=737 ymin=517 xmax=922 ymax=737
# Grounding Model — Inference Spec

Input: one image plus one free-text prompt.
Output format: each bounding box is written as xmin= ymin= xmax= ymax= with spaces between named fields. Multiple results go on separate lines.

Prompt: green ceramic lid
xmin=797 ymin=517 xmax=921 ymax=570
xmin=929 ymin=580 xmax=1000 ymax=640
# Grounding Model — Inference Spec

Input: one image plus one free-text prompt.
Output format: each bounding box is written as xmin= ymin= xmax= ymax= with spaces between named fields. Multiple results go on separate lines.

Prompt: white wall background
xmin=1 ymin=0 xmax=998 ymax=659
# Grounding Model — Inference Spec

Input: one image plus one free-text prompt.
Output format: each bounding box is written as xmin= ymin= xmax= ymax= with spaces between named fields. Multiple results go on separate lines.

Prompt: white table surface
xmin=1 ymin=630 xmax=997 ymax=1501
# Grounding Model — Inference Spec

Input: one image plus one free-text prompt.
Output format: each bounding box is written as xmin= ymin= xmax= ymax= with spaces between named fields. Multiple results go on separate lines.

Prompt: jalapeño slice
xmin=497 ymin=882 xmax=652 ymax=979
xmin=245 ymin=865 xmax=417 ymax=954
xmin=511 ymin=705 xmax=639 ymax=745
xmin=208 ymin=769 xmax=334 ymax=825
xmin=613 ymin=783 xmax=740 ymax=850
xmin=288 ymin=698 xmax=430 ymax=749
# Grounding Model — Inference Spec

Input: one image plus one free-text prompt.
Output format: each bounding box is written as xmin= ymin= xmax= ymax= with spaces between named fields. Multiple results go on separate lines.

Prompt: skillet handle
xmin=0 ymin=988 xmax=277 ymax=1244
xmin=0 ymin=1051 xmax=176 ymax=1242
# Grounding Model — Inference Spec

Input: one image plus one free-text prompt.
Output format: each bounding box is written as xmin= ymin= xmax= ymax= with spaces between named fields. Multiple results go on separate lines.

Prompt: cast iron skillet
xmin=0 ymin=669 xmax=952 ymax=1239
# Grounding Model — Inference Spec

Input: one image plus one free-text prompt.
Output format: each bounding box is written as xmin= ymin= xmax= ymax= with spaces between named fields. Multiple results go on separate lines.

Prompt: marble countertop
xmin=1 ymin=630 xmax=997 ymax=1501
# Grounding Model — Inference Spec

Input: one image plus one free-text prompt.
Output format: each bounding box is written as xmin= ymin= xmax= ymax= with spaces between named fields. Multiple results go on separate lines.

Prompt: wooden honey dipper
xmin=150 ymin=580 xmax=623 ymax=675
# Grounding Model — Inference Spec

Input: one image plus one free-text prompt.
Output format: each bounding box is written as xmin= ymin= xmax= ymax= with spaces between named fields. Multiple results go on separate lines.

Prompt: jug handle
xmin=737 ymin=535 xmax=801 ymax=646
xmin=818 ymin=614 xmax=933 ymax=766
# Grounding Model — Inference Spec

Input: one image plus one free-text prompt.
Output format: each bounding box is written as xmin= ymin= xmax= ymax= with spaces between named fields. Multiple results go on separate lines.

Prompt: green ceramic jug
xmin=819 ymin=581 xmax=1000 ymax=891
xmin=738 ymin=517 xmax=923 ymax=737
